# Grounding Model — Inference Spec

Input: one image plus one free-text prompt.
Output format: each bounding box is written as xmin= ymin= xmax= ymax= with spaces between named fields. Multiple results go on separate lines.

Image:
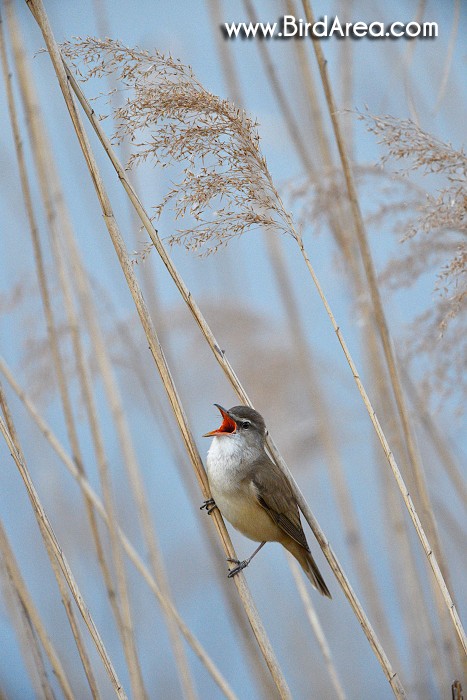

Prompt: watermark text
xmin=223 ymin=15 xmax=438 ymax=40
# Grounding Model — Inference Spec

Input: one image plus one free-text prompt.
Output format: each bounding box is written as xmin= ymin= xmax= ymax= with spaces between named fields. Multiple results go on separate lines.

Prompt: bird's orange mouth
xmin=203 ymin=404 xmax=237 ymax=437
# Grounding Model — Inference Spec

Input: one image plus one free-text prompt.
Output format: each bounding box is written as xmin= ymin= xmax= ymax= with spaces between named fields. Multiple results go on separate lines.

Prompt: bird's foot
xmin=226 ymin=557 xmax=249 ymax=578
xmin=200 ymin=498 xmax=217 ymax=515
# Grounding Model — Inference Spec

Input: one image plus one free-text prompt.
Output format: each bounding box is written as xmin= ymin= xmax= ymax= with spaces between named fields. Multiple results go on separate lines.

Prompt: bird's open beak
xmin=203 ymin=404 xmax=237 ymax=437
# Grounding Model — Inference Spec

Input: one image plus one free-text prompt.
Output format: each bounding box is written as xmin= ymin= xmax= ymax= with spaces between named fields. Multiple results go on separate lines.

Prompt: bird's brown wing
xmin=249 ymin=457 xmax=310 ymax=552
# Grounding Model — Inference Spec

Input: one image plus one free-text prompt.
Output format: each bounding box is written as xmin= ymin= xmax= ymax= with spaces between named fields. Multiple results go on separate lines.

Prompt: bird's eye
xmin=242 ymin=421 xmax=251 ymax=429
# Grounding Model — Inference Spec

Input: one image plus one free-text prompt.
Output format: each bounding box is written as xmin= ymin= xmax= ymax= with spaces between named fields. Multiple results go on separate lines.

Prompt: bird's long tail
xmin=285 ymin=539 xmax=332 ymax=598
xmin=302 ymin=550 xmax=332 ymax=598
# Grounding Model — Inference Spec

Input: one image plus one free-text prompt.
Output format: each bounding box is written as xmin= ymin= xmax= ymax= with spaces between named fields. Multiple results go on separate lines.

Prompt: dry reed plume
xmin=360 ymin=112 xmax=466 ymax=409
xmin=62 ymin=37 xmax=291 ymax=254
xmin=287 ymin=110 xmax=466 ymax=412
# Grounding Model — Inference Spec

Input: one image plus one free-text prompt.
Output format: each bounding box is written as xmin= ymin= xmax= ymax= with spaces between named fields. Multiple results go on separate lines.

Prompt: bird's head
xmin=203 ymin=404 xmax=267 ymax=449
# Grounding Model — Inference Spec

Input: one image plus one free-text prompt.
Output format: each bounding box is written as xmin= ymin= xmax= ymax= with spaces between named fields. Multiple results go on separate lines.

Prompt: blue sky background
xmin=0 ymin=1 xmax=465 ymax=698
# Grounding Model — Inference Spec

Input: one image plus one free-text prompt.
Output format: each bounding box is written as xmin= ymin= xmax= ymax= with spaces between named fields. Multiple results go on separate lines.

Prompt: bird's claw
xmin=227 ymin=558 xmax=249 ymax=578
xmin=200 ymin=498 xmax=217 ymax=515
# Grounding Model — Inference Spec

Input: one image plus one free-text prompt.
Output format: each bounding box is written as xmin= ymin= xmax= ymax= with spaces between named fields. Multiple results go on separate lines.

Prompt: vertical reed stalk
xmin=286 ymin=0 xmax=329 ymax=156
xmin=379 ymin=425 xmax=448 ymax=693
xmin=207 ymin=0 xmax=243 ymax=105
xmin=265 ymin=233 xmax=402 ymax=670
xmin=89 ymin=0 xmax=165 ymax=337
xmin=401 ymin=368 xmax=467 ymax=507
xmin=295 ymin=236 xmax=466 ymax=657
xmin=211 ymin=7 xmax=385 ymax=643
xmin=0 ymin=395 xmax=99 ymax=700
xmin=288 ymin=557 xmax=346 ymax=700
xmin=0 ymin=520 xmax=75 ymax=700
xmin=0 ymin=388 xmax=125 ymax=699
xmin=242 ymin=0 xmax=314 ymax=175
xmin=59 ymin=224 xmax=197 ymax=700
xmin=52 ymin=221 xmax=148 ymax=700
xmin=0 ymin=524 xmax=57 ymax=700
xmin=337 ymin=0 xmax=354 ymax=157
xmin=283 ymin=0 xmax=358 ymax=266
xmin=365 ymin=326 xmax=448 ymax=692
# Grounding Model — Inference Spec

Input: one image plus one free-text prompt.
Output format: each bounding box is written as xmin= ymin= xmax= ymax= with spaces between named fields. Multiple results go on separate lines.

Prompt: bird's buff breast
xmin=206 ymin=436 xmax=279 ymax=542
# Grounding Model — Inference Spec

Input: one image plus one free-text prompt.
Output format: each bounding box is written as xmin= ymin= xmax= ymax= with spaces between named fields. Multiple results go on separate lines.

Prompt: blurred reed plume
xmin=287 ymin=111 xmax=466 ymax=411
xmin=359 ymin=112 xmax=466 ymax=326
xmin=359 ymin=112 xmax=466 ymax=408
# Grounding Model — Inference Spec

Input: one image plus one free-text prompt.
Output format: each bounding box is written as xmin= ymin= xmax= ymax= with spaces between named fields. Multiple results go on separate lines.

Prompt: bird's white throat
xmin=206 ymin=435 xmax=243 ymax=479
xmin=206 ymin=434 xmax=263 ymax=491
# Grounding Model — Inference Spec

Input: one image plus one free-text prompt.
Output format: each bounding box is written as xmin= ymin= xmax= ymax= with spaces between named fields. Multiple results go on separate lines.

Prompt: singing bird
xmin=203 ymin=404 xmax=331 ymax=597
